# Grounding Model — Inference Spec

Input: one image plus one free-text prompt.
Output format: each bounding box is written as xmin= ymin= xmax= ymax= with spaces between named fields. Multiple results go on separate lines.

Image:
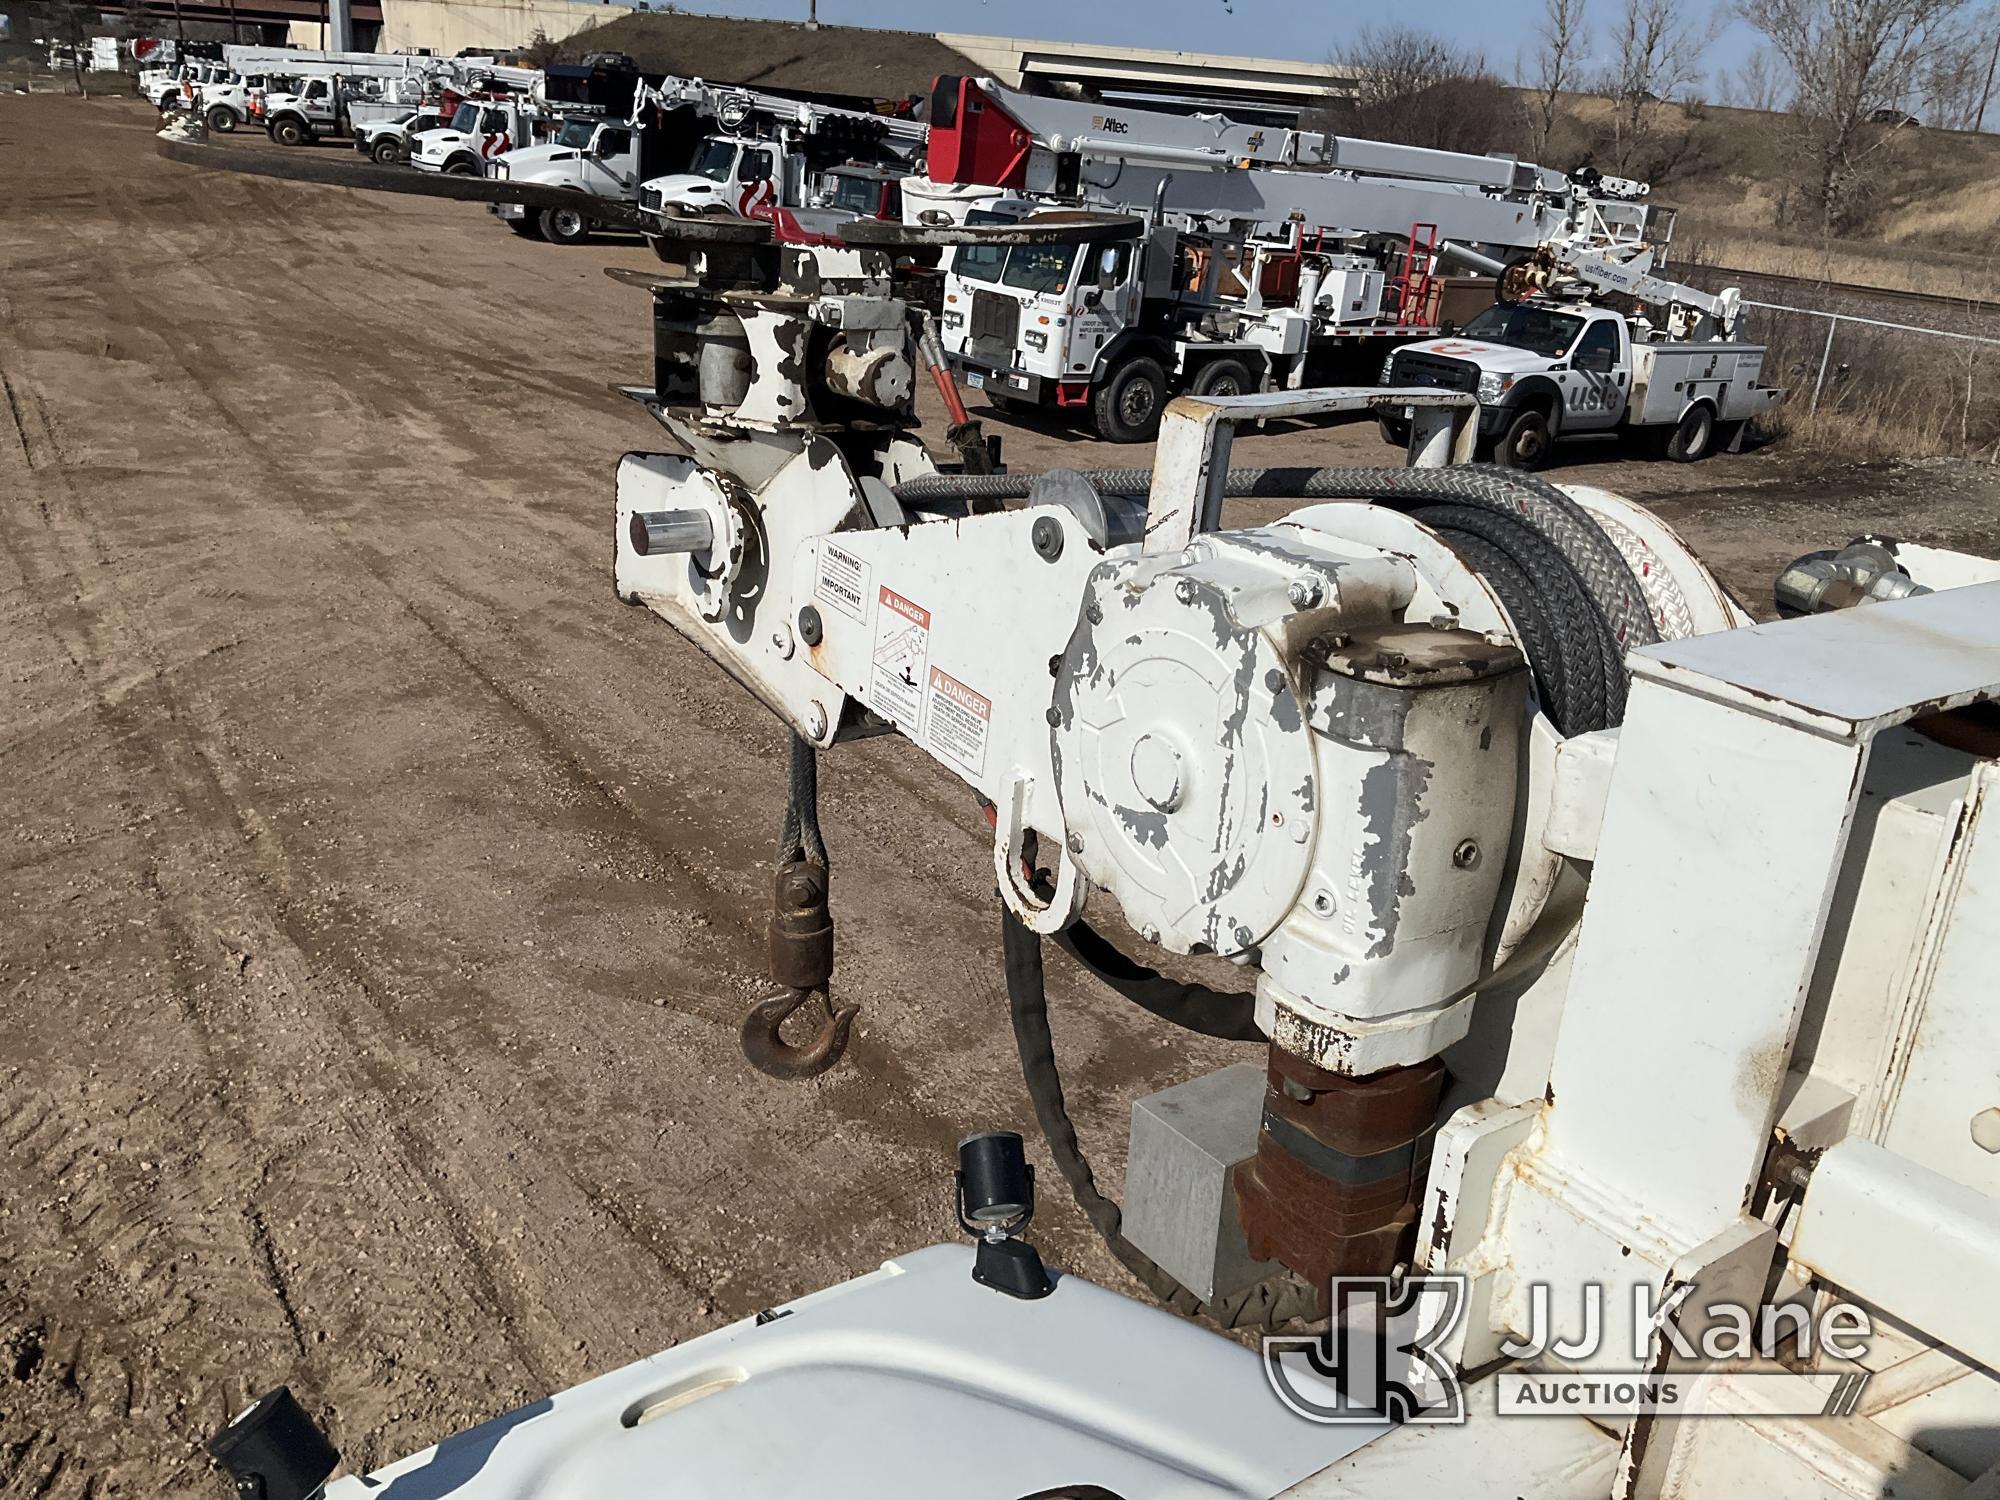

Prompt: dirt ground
xmin=4 ymin=95 xmax=1999 ymax=1498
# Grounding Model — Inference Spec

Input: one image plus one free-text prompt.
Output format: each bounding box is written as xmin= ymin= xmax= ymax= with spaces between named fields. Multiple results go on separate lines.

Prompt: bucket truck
xmin=630 ymin=80 xmax=927 ymax=255
xmin=1380 ymin=241 xmax=1783 ymax=467
xmin=924 ymin=76 xmax=1756 ymax=447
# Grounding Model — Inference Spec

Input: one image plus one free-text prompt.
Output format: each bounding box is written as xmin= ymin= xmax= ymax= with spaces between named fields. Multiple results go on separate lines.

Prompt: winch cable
xmin=895 ymin=464 xmax=1658 ymax=734
xmin=1051 ymin=919 xmax=1262 ymax=1043
xmin=777 ymin=731 xmax=827 ymax=869
xmin=1003 ymin=909 xmax=1321 ymax=1332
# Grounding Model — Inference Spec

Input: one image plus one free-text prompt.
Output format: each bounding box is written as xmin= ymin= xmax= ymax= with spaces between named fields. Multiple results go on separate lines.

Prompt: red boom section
xmin=925 ymin=75 xmax=1032 ymax=189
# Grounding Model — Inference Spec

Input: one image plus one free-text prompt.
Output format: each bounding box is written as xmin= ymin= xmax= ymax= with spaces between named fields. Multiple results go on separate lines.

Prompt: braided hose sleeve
xmin=1003 ymin=909 xmax=1321 ymax=1332
xmin=776 ymin=732 xmax=827 ymax=867
xmin=1050 ymin=919 xmax=1263 ymax=1043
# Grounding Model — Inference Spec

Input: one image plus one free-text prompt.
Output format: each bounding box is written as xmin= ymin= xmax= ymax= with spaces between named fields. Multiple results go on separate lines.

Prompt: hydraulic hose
xmin=897 ymin=464 xmax=1655 ymax=734
xmin=1050 ymin=920 xmax=1261 ymax=1043
xmin=1003 ymin=909 xmax=1320 ymax=1332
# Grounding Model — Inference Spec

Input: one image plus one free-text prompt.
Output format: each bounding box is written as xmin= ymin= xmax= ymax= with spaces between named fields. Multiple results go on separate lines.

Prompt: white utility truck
xmin=207 ymin=213 xmax=2000 ymax=1500
xmin=631 ymin=80 xmax=927 ymax=255
xmin=351 ymin=107 xmax=448 ymax=165
xmin=926 ymin=76 xmax=1673 ymax=442
xmin=1381 ymin=242 xmax=1783 ymax=466
xmin=410 ymin=93 xmax=554 ymax=177
xmin=487 ymin=71 xmax=701 ymax=243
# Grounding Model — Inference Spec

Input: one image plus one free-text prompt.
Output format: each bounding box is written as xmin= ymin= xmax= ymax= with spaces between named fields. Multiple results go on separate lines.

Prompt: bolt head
xmin=1045 ymin=706 xmax=1062 ymax=728
xmin=798 ymin=605 xmax=824 ymax=647
xmin=1287 ymin=575 xmax=1324 ymax=609
xmin=1311 ymin=891 xmax=1334 ymax=915
xmin=1066 ymin=831 xmax=1085 ymax=854
xmin=1973 ymin=1108 xmax=2000 ymax=1154
xmin=1233 ymin=923 xmax=1254 ymax=947
xmin=1140 ymin=924 xmax=1160 ymax=944
xmin=805 ymin=702 xmax=828 ymax=738
xmin=1031 ymin=515 xmax=1065 ymax=562
xmin=1085 ymin=601 xmax=1103 ymax=625
xmin=1174 ymin=578 xmax=1199 ymax=605
xmin=772 ymin=624 xmax=795 ymax=660
xmin=1453 ymin=839 xmax=1481 ymax=870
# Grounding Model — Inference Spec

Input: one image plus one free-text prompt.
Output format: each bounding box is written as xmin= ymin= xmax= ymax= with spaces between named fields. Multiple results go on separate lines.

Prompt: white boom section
xmin=964 ymin=77 xmax=1651 ymax=259
xmin=641 ymin=77 xmax=927 ymax=154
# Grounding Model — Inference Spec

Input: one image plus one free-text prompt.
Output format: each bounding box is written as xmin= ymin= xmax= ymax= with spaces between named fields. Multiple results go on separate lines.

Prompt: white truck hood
xmin=642 ymin=172 xmax=729 ymax=208
xmin=412 ymin=128 xmax=470 ymax=156
xmin=1398 ymin=337 xmax=1557 ymax=377
xmin=496 ymin=142 xmax=583 ymax=178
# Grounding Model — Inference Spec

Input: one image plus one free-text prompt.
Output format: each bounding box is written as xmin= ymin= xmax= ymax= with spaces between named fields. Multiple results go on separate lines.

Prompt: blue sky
xmin=648 ymin=0 xmax=1767 ymax=98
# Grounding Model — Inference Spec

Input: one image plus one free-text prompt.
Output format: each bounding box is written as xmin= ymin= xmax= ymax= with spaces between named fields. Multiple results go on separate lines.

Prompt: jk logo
xmin=1263 ymin=1275 xmax=1468 ymax=1425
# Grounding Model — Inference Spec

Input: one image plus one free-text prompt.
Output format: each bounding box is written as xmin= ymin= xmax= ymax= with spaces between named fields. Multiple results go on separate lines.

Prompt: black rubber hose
xmin=1050 ymin=920 xmax=1262 ymax=1043
xmin=1003 ymin=909 xmax=1319 ymax=1332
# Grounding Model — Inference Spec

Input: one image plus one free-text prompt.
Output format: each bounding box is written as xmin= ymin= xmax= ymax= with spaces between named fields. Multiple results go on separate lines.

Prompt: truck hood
xmin=496 ymin=143 xmax=582 ymax=174
xmin=641 ymin=173 xmax=728 ymax=206
xmin=412 ymin=129 xmax=470 ymax=154
xmin=1397 ymin=338 xmax=1557 ymax=377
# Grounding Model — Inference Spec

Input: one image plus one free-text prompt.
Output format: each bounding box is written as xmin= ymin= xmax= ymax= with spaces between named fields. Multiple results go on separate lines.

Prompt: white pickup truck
xmin=1381 ymin=299 xmax=1783 ymax=468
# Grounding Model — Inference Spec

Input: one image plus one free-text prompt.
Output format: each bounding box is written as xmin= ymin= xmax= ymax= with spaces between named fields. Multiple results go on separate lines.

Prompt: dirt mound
xmin=556 ymin=13 xmax=974 ymax=104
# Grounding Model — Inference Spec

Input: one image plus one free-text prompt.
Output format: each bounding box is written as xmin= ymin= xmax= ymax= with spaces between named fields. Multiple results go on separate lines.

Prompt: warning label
xmin=926 ymin=666 xmax=991 ymax=775
xmin=814 ymin=542 xmax=871 ymax=622
xmin=870 ymin=586 xmax=930 ymax=727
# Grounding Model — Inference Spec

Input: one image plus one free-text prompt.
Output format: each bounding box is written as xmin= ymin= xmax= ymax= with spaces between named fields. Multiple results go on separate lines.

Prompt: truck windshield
xmin=823 ymin=173 xmax=882 ymax=216
xmin=449 ymin=102 xmax=480 ymax=132
xmin=1461 ymin=304 xmax=1587 ymax=358
xmin=951 ymin=208 xmax=1022 ymax=283
xmin=1000 ymin=243 xmax=1078 ymax=296
xmin=556 ymin=120 xmax=596 ymax=149
xmin=691 ymin=138 xmax=740 ymax=182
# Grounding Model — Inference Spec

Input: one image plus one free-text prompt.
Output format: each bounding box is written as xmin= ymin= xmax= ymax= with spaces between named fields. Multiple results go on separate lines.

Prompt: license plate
xmin=965 ymin=370 xmax=985 ymax=390
xmin=1008 ymin=374 xmax=1029 ymax=391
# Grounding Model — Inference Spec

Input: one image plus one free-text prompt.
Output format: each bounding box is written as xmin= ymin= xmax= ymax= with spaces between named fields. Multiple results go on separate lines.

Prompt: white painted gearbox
xmin=1050 ymin=530 xmax=1424 ymax=959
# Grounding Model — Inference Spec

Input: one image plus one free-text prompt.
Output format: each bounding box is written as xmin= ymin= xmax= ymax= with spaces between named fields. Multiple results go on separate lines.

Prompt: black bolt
xmin=799 ymin=605 xmax=823 ymax=647
xmin=1045 ymin=707 xmax=1062 ymax=727
xmin=1048 ymin=654 xmax=1063 ymax=677
xmin=1031 ymin=515 xmax=1064 ymax=562
xmin=1453 ymin=839 xmax=1481 ymax=870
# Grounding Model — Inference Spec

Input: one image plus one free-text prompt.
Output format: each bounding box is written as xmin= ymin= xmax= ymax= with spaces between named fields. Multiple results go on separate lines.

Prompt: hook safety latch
xmin=740 ymin=859 xmax=856 ymax=1079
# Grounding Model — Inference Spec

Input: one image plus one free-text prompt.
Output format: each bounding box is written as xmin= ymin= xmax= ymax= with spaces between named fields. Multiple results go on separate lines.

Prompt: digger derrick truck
xmin=199 ymin=201 xmax=2000 ymax=1500
xmin=630 ymin=81 xmax=927 ymax=255
xmin=926 ymin=76 xmax=1672 ymax=442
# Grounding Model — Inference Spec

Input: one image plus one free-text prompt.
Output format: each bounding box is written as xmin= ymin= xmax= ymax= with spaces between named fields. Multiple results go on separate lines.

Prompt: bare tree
xmin=1331 ymin=25 xmax=1525 ymax=154
xmin=1526 ymin=0 xmax=1590 ymax=157
xmin=1598 ymin=0 xmax=1708 ymax=173
xmin=1723 ymin=44 xmax=1791 ymax=110
xmin=1740 ymin=0 xmax=1971 ymax=228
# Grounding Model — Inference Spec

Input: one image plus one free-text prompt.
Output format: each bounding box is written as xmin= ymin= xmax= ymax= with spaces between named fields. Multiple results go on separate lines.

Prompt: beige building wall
xmin=325 ymin=0 xmax=632 ymax=56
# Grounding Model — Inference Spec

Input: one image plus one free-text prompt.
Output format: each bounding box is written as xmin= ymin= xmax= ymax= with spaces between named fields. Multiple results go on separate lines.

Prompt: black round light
xmin=208 ymin=1387 xmax=339 ymax=1500
xmin=958 ymin=1130 xmax=1034 ymax=1225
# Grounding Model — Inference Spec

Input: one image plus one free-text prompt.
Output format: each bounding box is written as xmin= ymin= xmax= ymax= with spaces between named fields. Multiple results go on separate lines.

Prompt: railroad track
xmin=1702 ymin=263 xmax=2000 ymax=320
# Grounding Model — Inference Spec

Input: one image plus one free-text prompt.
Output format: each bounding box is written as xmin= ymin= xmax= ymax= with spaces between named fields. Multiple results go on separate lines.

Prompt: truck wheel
xmin=1091 ymin=356 xmax=1168 ymax=444
xmin=1378 ymin=416 xmax=1411 ymax=447
xmin=539 ymin=206 xmax=591 ymax=245
xmin=1667 ymin=404 xmax=1716 ymax=462
xmin=507 ymin=216 xmax=544 ymax=240
xmin=1190 ymin=358 xmax=1255 ymax=398
xmin=269 ymin=117 xmax=308 ymax=148
xmin=443 ymin=157 xmax=480 ymax=177
xmin=371 ymin=138 xmax=403 ymax=165
xmin=1493 ymin=408 xmax=1554 ymax=471
xmin=205 ymin=105 xmax=237 ymax=133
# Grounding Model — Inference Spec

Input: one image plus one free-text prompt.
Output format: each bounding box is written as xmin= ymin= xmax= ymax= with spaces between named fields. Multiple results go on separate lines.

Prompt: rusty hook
xmin=740 ymin=986 xmax=859 ymax=1080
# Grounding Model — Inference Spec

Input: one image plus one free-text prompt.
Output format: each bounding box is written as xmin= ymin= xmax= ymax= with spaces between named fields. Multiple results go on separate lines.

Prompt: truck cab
xmin=636 ymin=134 xmax=789 ymax=222
xmin=410 ymin=100 xmax=550 ymax=176
xmin=353 ymin=107 xmax=445 ymax=165
xmin=1385 ymin=302 xmax=1634 ymax=467
xmin=490 ymin=117 xmax=647 ymax=243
